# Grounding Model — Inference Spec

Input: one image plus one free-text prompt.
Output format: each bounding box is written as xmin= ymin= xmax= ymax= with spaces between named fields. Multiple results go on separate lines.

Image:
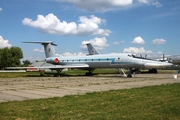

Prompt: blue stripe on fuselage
xmin=48 ymin=57 xmax=132 ymax=65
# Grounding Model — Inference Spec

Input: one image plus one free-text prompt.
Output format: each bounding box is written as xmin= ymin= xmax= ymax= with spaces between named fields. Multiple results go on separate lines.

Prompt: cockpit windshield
xmin=127 ymin=54 xmax=136 ymax=58
xmin=127 ymin=54 xmax=155 ymax=61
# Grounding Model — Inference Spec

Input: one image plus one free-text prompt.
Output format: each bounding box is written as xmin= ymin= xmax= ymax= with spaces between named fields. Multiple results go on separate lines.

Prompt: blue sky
xmin=0 ymin=0 xmax=180 ymax=61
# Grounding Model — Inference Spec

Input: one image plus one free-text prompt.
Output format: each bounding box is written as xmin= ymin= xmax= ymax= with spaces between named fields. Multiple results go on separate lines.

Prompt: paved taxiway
xmin=0 ymin=74 xmax=179 ymax=103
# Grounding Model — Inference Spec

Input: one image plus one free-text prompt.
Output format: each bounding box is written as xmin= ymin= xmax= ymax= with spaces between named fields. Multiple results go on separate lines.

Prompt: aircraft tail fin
xmin=86 ymin=43 xmax=100 ymax=55
xmin=22 ymin=41 xmax=61 ymax=58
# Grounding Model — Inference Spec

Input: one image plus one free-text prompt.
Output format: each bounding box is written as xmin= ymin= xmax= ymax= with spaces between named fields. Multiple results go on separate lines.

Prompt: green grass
xmin=62 ymin=69 xmax=119 ymax=76
xmin=0 ymin=69 xmax=119 ymax=78
xmin=0 ymin=69 xmax=115 ymax=77
xmin=0 ymin=69 xmax=177 ymax=78
xmin=0 ymin=83 xmax=180 ymax=120
xmin=0 ymin=72 xmax=41 ymax=78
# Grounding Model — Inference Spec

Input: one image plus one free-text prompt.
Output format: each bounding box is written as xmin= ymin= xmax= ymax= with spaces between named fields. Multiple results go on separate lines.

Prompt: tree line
xmin=0 ymin=47 xmax=23 ymax=69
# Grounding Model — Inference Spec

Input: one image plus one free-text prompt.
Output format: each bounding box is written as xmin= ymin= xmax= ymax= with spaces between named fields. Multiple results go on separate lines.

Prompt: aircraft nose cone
xmin=144 ymin=62 xmax=172 ymax=68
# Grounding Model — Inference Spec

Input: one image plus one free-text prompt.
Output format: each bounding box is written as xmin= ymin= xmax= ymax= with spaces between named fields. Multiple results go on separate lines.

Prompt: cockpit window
xmin=128 ymin=54 xmax=136 ymax=58
xmin=132 ymin=54 xmax=136 ymax=57
xmin=128 ymin=54 xmax=132 ymax=57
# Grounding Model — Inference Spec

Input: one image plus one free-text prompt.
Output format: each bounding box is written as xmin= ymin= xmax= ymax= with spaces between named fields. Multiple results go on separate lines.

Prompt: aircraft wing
xmin=38 ymin=64 xmax=89 ymax=69
xmin=6 ymin=64 xmax=89 ymax=70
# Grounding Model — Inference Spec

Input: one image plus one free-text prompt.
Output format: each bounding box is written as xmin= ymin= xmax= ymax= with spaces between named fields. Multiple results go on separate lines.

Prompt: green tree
xmin=0 ymin=47 xmax=11 ymax=69
xmin=23 ymin=60 xmax=31 ymax=66
xmin=0 ymin=49 xmax=3 ymax=69
xmin=0 ymin=47 xmax=23 ymax=69
xmin=10 ymin=47 xmax=23 ymax=67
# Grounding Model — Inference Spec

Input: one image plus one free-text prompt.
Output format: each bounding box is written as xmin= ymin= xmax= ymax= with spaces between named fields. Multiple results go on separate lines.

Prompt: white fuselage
xmin=45 ymin=53 xmax=172 ymax=69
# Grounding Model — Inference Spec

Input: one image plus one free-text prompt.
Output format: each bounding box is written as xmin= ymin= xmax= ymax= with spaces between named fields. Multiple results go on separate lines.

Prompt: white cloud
xmin=131 ymin=36 xmax=145 ymax=44
xmin=146 ymin=51 xmax=165 ymax=59
xmin=21 ymin=56 xmax=44 ymax=62
xmin=22 ymin=13 xmax=111 ymax=36
xmin=138 ymin=0 xmax=162 ymax=8
xmin=0 ymin=35 xmax=12 ymax=48
xmin=113 ymin=42 xmax=119 ymax=45
xmin=122 ymin=47 xmax=167 ymax=58
xmin=57 ymin=0 xmax=161 ymax=12
xmin=0 ymin=8 xmax=2 ymax=11
xmin=80 ymin=37 xmax=109 ymax=50
xmin=120 ymin=41 xmax=125 ymax=43
xmin=152 ymin=2 xmax=162 ymax=7
xmin=138 ymin=0 xmax=148 ymax=4
xmin=57 ymin=0 xmax=133 ymax=12
xmin=113 ymin=41 xmax=124 ymax=45
xmin=33 ymin=48 xmax=44 ymax=52
xmin=123 ymin=47 xmax=152 ymax=54
xmin=63 ymin=52 xmax=85 ymax=56
xmin=157 ymin=51 xmax=163 ymax=54
xmin=152 ymin=39 xmax=166 ymax=45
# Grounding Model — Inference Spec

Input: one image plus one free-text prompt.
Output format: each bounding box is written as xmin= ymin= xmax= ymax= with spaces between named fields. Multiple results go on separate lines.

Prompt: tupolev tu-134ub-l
xmin=7 ymin=41 xmax=172 ymax=77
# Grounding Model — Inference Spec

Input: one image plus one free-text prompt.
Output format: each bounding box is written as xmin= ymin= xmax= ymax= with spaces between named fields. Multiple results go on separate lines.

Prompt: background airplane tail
xmin=86 ymin=43 xmax=100 ymax=55
xmin=22 ymin=41 xmax=61 ymax=58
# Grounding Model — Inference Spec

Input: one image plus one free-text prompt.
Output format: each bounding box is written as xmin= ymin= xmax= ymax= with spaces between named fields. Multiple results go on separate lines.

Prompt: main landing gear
xmin=127 ymin=68 xmax=132 ymax=78
xmin=85 ymin=69 xmax=94 ymax=76
xmin=118 ymin=68 xmax=139 ymax=78
xmin=148 ymin=68 xmax=157 ymax=73
xmin=40 ymin=73 xmax=44 ymax=77
xmin=53 ymin=70 xmax=62 ymax=77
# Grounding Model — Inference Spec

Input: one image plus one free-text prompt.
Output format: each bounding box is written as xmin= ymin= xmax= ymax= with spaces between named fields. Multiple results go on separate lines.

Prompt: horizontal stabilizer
xmin=22 ymin=41 xmax=59 ymax=58
xmin=22 ymin=41 xmax=57 ymax=46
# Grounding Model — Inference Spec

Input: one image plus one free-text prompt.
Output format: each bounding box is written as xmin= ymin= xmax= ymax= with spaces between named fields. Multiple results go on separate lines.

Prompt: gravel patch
xmin=0 ymin=74 xmax=179 ymax=103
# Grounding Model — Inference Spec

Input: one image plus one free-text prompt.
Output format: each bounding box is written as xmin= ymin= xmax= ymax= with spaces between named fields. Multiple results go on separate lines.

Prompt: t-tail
xmin=22 ymin=41 xmax=61 ymax=58
xmin=86 ymin=43 xmax=100 ymax=55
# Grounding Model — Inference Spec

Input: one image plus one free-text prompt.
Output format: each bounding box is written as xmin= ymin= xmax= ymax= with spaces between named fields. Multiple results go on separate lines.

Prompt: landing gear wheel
xmin=53 ymin=73 xmax=61 ymax=77
xmin=54 ymin=74 xmax=60 ymax=77
xmin=127 ymin=68 xmax=132 ymax=78
xmin=40 ymin=73 xmax=44 ymax=77
xmin=148 ymin=68 xmax=157 ymax=73
xmin=85 ymin=72 xmax=93 ymax=76
xmin=127 ymin=74 xmax=132 ymax=78
xmin=152 ymin=69 xmax=157 ymax=73
xmin=53 ymin=70 xmax=62 ymax=77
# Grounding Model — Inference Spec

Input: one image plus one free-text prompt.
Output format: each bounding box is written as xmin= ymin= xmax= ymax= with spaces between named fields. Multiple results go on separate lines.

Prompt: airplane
xmin=86 ymin=43 xmax=165 ymax=73
xmin=154 ymin=54 xmax=180 ymax=73
xmin=169 ymin=55 xmax=180 ymax=65
xmin=157 ymin=54 xmax=180 ymax=65
xmin=86 ymin=43 xmax=100 ymax=55
xmin=7 ymin=41 xmax=172 ymax=77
